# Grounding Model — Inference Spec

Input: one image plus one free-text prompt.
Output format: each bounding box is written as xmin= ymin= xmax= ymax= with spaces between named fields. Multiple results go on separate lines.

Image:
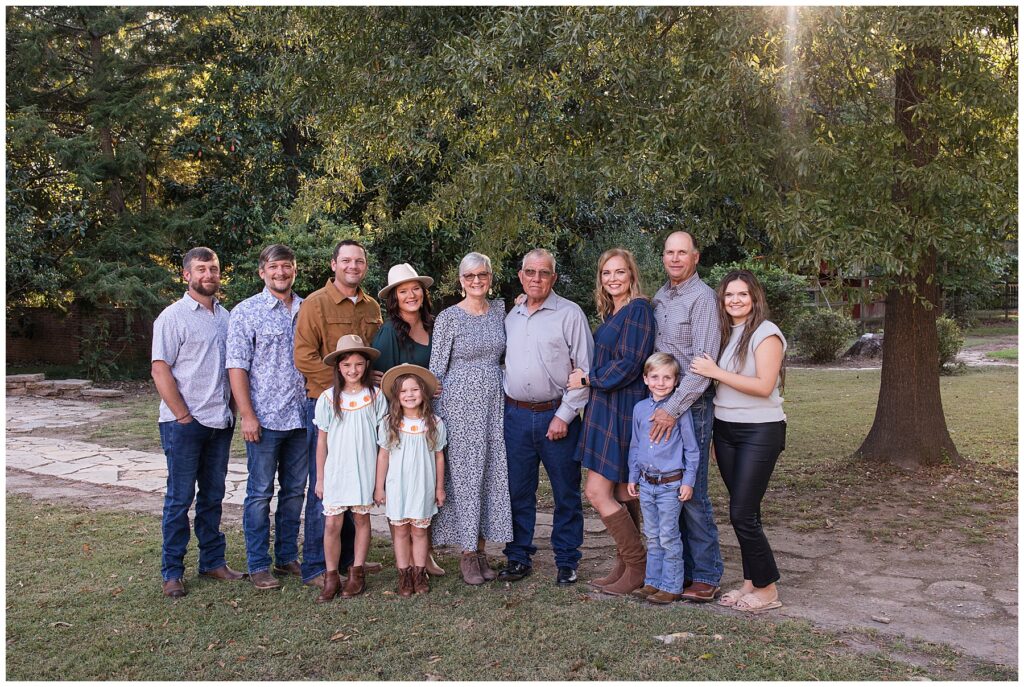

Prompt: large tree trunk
xmin=856 ymin=249 xmax=960 ymax=468
xmin=856 ymin=42 xmax=960 ymax=468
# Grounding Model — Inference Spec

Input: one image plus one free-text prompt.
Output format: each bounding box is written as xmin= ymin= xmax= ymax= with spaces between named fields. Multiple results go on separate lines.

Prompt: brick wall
xmin=6 ymin=304 xmax=154 ymax=366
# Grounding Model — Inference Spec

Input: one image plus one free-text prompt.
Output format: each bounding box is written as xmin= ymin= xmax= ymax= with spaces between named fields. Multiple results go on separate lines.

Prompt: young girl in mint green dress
xmin=313 ymin=336 xmax=387 ymax=602
xmin=374 ymin=364 xmax=447 ymax=596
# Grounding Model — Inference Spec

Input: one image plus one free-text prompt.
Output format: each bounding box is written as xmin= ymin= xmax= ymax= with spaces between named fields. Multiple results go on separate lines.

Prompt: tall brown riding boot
xmin=590 ymin=554 xmax=625 ymax=589
xmin=339 ymin=565 xmax=365 ymax=598
xmin=316 ymin=570 xmax=341 ymax=603
xmin=412 ymin=566 xmax=430 ymax=594
xmin=599 ymin=506 xmax=647 ymax=596
xmin=397 ymin=567 xmax=414 ymax=598
xmin=624 ymin=498 xmax=643 ymax=529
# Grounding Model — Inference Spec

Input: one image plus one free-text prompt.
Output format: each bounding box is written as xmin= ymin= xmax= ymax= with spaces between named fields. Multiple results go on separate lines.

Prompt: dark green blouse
xmin=371 ymin=319 xmax=432 ymax=372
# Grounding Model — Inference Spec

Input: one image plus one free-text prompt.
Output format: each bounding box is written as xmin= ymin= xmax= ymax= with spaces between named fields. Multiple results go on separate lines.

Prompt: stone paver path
xmin=4 ymin=395 xmax=1016 ymax=667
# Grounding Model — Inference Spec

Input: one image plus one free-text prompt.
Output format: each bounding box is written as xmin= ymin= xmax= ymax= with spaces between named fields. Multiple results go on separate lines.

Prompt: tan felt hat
xmin=380 ymin=364 xmax=439 ymax=401
xmin=378 ymin=263 xmax=435 ymax=300
xmin=322 ymin=334 xmax=381 ymax=367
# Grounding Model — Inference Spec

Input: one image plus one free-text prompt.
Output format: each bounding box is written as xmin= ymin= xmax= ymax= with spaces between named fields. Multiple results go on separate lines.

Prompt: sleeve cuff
xmin=225 ymin=358 xmax=252 ymax=371
xmin=555 ymin=404 xmax=577 ymax=424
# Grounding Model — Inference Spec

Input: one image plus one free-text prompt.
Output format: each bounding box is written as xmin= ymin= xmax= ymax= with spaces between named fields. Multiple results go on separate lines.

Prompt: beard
xmin=190 ymin=279 xmax=219 ymax=297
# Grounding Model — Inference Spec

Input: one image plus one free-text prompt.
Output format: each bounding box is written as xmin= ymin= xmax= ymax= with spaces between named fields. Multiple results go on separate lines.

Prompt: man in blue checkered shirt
xmin=649 ymin=231 xmax=724 ymax=602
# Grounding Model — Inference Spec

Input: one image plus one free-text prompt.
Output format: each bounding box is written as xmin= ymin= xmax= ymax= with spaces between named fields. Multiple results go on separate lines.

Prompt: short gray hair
xmin=521 ymin=248 xmax=556 ymax=273
xmin=459 ymin=252 xmax=492 ymax=276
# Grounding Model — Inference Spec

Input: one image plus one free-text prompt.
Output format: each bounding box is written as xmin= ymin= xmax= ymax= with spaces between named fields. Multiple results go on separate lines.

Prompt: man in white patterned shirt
xmin=152 ymin=247 xmax=242 ymax=599
xmin=650 ymin=231 xmax=724 ymax=602
xmin=227 ymin=244 xmax=307 ymax=591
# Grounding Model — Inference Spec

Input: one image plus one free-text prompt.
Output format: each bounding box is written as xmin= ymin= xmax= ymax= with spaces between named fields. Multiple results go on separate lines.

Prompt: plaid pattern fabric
xmin=577 ymin=298 xmax=656 ymax=482
xmin=652 ymin=274 xmax=721 ymax=418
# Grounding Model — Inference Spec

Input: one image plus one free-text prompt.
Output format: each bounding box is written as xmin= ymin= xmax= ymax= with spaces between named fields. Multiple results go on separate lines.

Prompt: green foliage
xmin=795 ymin=308 xmax=857 ymax=363
xmin=705 ymin=261 xmax=809 ymax=337
xmin=936 ymin=316 xmax=966 ymax=373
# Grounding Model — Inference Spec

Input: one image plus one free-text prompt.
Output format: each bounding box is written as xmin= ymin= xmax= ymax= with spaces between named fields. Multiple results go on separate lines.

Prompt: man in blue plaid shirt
xmin=649 ymin=231 xmax=724 ymax=602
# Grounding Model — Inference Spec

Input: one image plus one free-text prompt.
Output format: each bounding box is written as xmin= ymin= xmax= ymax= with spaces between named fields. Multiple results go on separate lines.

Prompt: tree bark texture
xmin=90 ymin=31 xmax=127 ymax=216
xmin=856 ymin=43 xmax=960 ymax=468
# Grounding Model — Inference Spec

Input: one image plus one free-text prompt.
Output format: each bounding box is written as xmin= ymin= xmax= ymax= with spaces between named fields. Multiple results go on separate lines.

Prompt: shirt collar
xmin=259 ymin=286 xmax=301 ymax=311
xmin=516 ymin=290 xmax=560 ymax=316
xmin=647 ymin=393 xmax=673 ymax=408
xmin=182 ymin=291 xmax=222 ymax=311
xmin=325 ymin=278 xmax=368 ymax=306
xmin=663 ymin=272 xmax=702 ymax=294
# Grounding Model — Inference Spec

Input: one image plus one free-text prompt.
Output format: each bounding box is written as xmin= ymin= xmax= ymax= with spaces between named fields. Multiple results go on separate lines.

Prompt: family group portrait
xmin=5 ymin=5 xmax=1018 ymax=682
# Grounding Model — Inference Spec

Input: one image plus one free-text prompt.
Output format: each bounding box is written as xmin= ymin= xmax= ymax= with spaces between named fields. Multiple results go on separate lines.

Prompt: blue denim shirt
xmin=627 ymin=395 xmax=700 ymax=487
xmin=226 ymin=287 xmax=306 ymax=431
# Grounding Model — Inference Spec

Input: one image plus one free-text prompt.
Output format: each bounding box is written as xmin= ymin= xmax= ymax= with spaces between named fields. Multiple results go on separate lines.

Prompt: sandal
xmin=733 ymin=593 xmax=782 ymax=614
xmin=717 ymin=589 xmax=748 ymax=607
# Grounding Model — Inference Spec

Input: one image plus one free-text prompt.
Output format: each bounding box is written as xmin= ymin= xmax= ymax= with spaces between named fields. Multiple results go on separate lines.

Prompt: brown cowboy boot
xmin=476 ymin=552 xmax=496 ymax=581
xmin=460 ymin=552 xmax=484 ymax=585
xmin=339 ymin=565 xmax=365 ymax=598
xmin=397 ymin=567 xmax=414 ymax=598
xmin=599 ymin=506 xmax=647 ymax=596
xmin=412 ymin=566 xmax=430 ymax=594
xmin=316 ymin=570 xmax=341 ymax=603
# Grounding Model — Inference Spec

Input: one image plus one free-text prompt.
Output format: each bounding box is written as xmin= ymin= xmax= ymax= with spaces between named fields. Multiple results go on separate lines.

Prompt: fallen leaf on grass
xmin=82 ymin=544 xmax=91 ymax=554
xmin=654 ymin=632 xmax=694 ymax=644
xmin=226 ymin=600 xmax=238 ymax=609
xmin=330 ymin=632 xmax=351 ymax=642
xmin=871 ymin=615 xmax=891 ymax=624
xmin=50 ymin=622 xmax=72 ymax=629
xmin=699 ymin=653 xmax=714 ymax=660
xmin=236 ymin=656 xmax=247 ymax=662
xmin=424 ymin=674 xmax=443 ymax=681
xmin=667 ymin=656 xmax=682 ymax=663
xmin=111 ymin=587 xmax=124 ymax=597
xmin=428 ymin=656 xmax=442 ymax=664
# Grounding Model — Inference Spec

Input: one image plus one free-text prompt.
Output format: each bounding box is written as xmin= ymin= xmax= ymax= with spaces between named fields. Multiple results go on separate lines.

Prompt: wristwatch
xmin=581 ymin=375 xmax=589 ymax=387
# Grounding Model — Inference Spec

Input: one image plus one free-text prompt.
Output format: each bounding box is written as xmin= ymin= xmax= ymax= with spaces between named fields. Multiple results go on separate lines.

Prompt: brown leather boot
xmin=339 ymin=565 xmax=365 ymax=598
xmin=397 ymin=567 xmax=414 ymax=598
xmin=590 ymin=555 xmax=625 ymax=589
xmin=316 ymin=570 xmax=341 ymax=603
xmin=412 ymin=566 xmax=429 ymax=594
xmin=598 ymin=506 xmax=647 ymax=596
xmin=460 ymin=552 xmax=484 ymax=585
xmin=624 ymin=498 xmax=643 ymax=530
xmin=476 ymin=552 xmax=496 ymax=581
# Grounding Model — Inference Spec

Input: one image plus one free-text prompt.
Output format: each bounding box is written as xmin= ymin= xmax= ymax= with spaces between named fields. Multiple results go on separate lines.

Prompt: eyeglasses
xmin=462 ymin=272 xmax=491 ymax=283
xmin=522 ymin=269 xmax=554 ymax=280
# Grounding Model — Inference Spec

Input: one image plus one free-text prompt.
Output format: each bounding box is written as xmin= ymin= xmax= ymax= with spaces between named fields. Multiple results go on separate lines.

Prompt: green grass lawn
xmin=6 ymin=495 xmax=1012 ymax=681
xmin=985 ymin=348 xmax=1018 ymax=360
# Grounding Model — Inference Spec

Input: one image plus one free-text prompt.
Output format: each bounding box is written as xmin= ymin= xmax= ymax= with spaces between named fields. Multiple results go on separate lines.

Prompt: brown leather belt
xmin=641 ymin=470 xmax=683 ymax=485
xmin=504 ymin=395 xmax=559 ymax=412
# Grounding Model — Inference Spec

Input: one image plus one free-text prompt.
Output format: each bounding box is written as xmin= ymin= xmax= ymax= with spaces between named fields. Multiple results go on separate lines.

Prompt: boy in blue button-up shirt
xmin=626 ymin=352 xmax=701 ymax=603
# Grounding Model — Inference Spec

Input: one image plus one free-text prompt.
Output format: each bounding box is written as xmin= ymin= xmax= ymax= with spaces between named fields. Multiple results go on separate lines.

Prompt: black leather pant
xmin=713 ymin=419 xmax=786 ymax=588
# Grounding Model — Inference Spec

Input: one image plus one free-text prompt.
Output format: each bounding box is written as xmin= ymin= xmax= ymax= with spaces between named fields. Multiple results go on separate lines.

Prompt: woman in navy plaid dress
xmin=568 ymin=248 xmax=655 ymax=591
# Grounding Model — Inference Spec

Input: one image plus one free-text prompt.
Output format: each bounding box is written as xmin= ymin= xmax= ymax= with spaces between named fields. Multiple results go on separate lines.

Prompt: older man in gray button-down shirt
xmin=500 ymin=248 xmax=594 ymax=585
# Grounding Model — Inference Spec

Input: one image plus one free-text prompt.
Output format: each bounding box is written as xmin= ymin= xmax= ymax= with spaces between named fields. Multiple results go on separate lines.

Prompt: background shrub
xmin=795 ymin=308 xmax=856 ymax=363
xmin=936 ymin=316 xmax=965 ymax=373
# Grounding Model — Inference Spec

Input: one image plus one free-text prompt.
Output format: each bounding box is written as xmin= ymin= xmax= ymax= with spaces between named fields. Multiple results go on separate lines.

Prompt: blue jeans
xmin=503 ymin=403 xmax=584 ymax=570
xmin=300 ymin=398 xmax=354 ymax=582
xmin=640 ymin=478 xmax=685 ymax=594
xmin=158 ymin=420 xmax=234 ymax=582
xmin=243 ymin=427 xmax=307 ymax=574
xmin=678 ymin=387 xmax=723 ymax=586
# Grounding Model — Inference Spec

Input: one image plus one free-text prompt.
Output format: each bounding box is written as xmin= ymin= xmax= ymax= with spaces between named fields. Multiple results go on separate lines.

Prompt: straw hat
xmin=322 ymin=334 xmax=381 ymax=367
xmin=378 ymin=263 xmax=434 ymax=301
xmin=380 ymin=364 xmax=439 ymax=401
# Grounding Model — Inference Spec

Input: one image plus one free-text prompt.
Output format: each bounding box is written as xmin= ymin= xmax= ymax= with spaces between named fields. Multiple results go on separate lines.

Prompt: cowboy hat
xmin=380 ymin=364 xmax=439 ymax=401
xmin=322 ymin=334 xmax=381 ymax=367
xmin=378 ymin=263 xmax=435 ymax=300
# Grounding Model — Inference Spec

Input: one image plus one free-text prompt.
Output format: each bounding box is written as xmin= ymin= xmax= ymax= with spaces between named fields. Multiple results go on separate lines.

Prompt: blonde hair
xmin=594 ymin=248 xmax=645 ymax=320
xmin=643 ymin=352 xmax=680 ymax=378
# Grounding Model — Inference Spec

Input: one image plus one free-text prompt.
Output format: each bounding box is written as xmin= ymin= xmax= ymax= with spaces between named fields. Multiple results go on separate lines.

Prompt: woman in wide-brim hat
xmin=372 ymin=264 xmax=446 ymax=576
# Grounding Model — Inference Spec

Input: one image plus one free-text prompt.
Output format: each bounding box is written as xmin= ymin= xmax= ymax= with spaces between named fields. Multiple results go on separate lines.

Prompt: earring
xmin=488 ymin=287 xmax=493 ymax=296
xmin=461 ymin=289 xmax=466 ymax=298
